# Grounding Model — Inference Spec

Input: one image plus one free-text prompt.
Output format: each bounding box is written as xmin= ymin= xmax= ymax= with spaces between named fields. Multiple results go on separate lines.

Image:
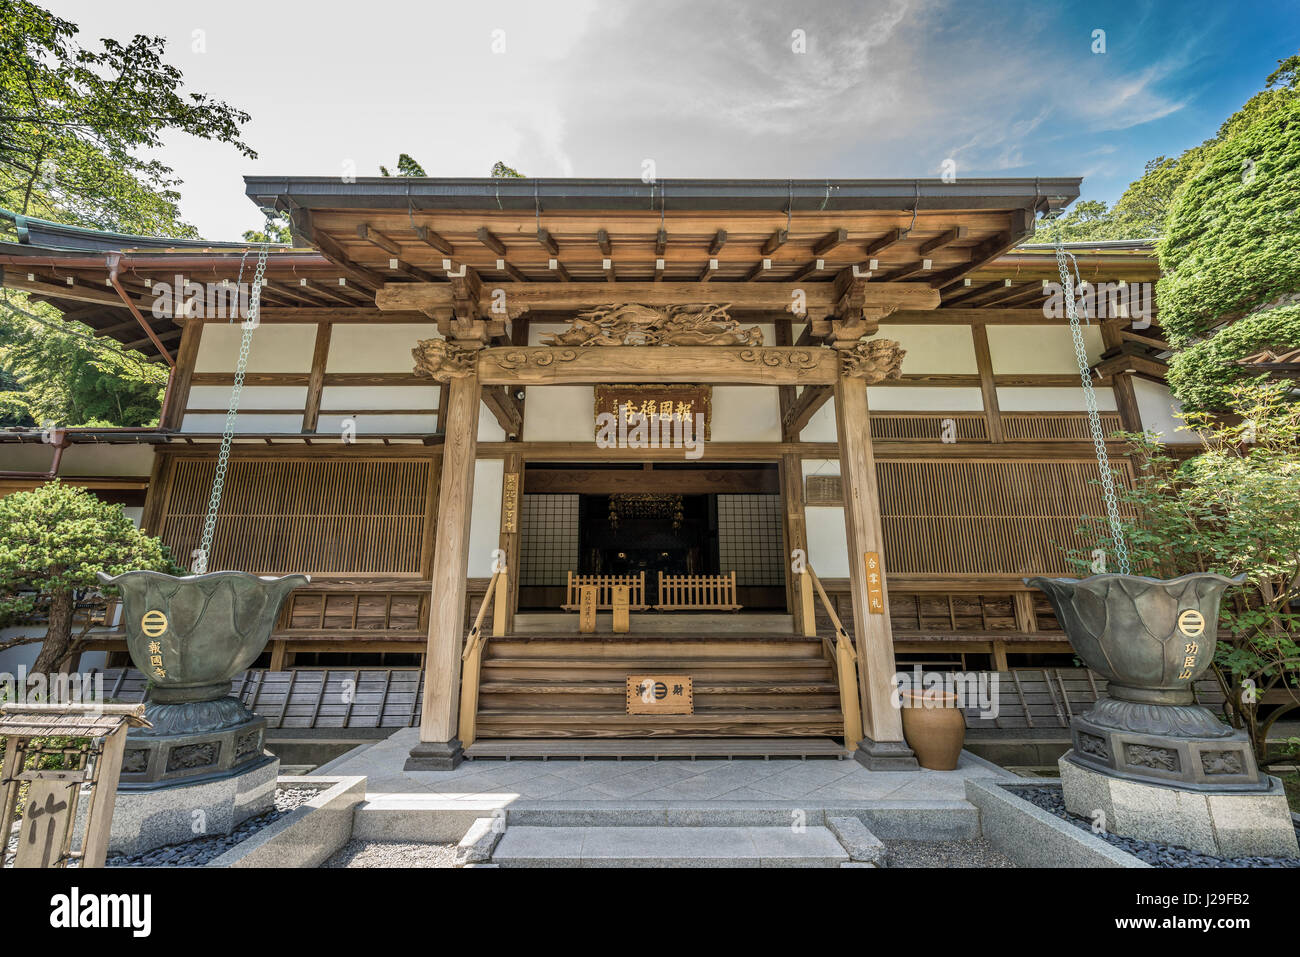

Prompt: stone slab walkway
xmin=321 ymin=728 xmax=1013 ymax=806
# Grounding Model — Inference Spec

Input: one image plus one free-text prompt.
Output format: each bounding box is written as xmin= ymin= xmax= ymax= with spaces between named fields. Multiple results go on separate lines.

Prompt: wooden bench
xmin=654 ymin=571 xmax=742 ymax=611
xmin=561 ymin=572 xmax=649 ymax=611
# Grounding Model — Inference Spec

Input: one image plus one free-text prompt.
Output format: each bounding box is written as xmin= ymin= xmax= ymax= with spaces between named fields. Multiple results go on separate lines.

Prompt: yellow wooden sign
xmin=579 ymin=585 xmax=598 ymax=634
xmin=612 ymin=585 xmax=630 ymax=634
xmin=864 ymin=551 xmax=884 ymax=615
xmin=141 ymin=610 xmax=168 ymax=638
xmin=501 ymin=472 xmax=519 ymax=533
xmin=627 ymin=675 xmax=693 ymax=714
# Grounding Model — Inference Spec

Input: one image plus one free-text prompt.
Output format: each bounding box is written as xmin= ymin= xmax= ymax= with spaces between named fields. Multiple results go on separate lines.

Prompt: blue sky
xmin=44 ymin=0 xmax=1300 ymax=240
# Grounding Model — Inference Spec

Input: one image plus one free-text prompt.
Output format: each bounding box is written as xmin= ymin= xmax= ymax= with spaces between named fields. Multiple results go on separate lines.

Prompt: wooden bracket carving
xmin=839 ymin=339 xmax=906 ymax=383
xmin=413 ymin=338 xmax=479 ymax=381
xmin=541 ymin=303 xmax=763 ymax=347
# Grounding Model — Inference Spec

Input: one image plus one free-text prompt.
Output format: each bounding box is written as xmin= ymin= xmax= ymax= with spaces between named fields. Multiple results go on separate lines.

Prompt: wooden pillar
xmin=302 ymin=322 xmax=332 ymax=433
xmin=1101 ymin=319 xmax=1144 ymax=433
xmin=833 ymin=367 xmax=917 ymax=769
xmin=161 ymin=318 xmax=203 ymax=431
xmin=779 ymin=453 xmax=808 ymax=633
xmin=971 ymin=324 xmax=1004 ymax=443
xmin=498 ymin=452 xmax=523 ymax=634
xmin=408 ymin=372 xmax=481 ymax=770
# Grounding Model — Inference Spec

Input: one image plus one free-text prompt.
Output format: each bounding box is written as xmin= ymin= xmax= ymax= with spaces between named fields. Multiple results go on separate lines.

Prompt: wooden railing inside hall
xmin=799 ymin=564 xmax=864 ymax=752
xmin=653 ymin=571 xmax=742 ymax=611
xmin=562 ymin=572 xmax=649 ymax=611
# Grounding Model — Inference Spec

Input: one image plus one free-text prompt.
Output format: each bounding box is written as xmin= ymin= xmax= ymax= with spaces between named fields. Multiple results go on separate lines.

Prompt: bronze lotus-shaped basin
xmin=1024 ymin=572 xmax=1242 ymax=703
xmin=98 ymin=570 xmax=308 ymax=704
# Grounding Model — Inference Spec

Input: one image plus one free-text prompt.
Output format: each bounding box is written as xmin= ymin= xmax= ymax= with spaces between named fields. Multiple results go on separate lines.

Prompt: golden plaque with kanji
xmin=626 ymin=675 xmax=693 ymax=714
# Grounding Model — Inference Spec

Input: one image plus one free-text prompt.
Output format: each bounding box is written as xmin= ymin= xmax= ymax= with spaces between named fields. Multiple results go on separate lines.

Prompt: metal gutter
xmin=244 ymin=176 xmax=1083 ymax=214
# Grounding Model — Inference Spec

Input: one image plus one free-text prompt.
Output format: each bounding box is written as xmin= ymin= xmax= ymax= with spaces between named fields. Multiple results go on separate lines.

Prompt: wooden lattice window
xmin=876 ymin=458 xmax=1134 ymax=576
xmin=157 ymin=456 xmax=437 ymax=577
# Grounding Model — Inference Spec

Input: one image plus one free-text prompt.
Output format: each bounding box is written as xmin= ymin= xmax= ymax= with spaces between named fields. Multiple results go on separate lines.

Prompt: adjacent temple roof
xmin=0 ymin=178 xmax=1161 ymax=367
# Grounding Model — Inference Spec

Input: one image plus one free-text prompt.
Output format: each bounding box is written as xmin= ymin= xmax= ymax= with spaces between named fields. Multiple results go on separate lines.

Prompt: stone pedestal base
xmin=405 ymin=738 xmax=464 ymax=771
xmin=853 ymin=736 xmax=918 ymax=771
xmin=1060 ymin=755 xmax=1299 ymax=858
xmin=96 ymin=755 xmax=279 ymax=857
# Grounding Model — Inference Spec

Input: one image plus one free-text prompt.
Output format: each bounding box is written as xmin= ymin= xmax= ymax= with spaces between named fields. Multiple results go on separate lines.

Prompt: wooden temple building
xmin=0 ymin=178 xmax=1190 ymax=769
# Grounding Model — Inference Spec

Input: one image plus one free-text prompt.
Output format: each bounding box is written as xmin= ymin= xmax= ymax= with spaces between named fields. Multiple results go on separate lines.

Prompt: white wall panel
xmin=996 ymin=386 xmax=1117 ymax=411
xmin=468 ymin=459 xmax=504 ymax=576
xmin=875 ymin=323 xmax=978 ymax=374
xmin=194 ymin=324 xmax=315 ymax=372
xmin=712 ymin=387 xmax=781 ymax=442
xmin=327 ymin=323 xmax=440 ymax=373
xmin=987 ymin=325 xmax=1103 ymax=374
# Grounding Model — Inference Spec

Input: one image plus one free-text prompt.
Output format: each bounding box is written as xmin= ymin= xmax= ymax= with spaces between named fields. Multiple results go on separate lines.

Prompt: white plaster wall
xmin=182 ymin=413 xmax=303 ymax=432
xmin=875 ymin=324 xmax=977 ymax=374
xmin=799 ymin=387 xmax=986 ymax=442
xmin=522 ymin=386 xmax=593 ymax=441
xmin=327 ymin=323 xmax=439 ymax=373
xmin=478 ymin=407 xmax=507 ymax=442
xmin=187 ymin=385 xmax=307 ymax=411
xmin=986 ymin=325 xmax=1103 ymax=374
xmin=316 ymin=413 xmax=436 ymax=435
xmin=319 ymin=385 xmax=441 ymax=411
xmin=801 ymin=459 xmax=849 ymax=576
xmin=467 ymin=459 xmax=504 ymax=576
xmin=194 ymin=324 xmax=315 ymax=372
xmin=996 ymin=386 xmax=1117 ymax=412
xmin=1133 ymin=377 xmax=1199 ymax=444
xmin=712 ymin=386 xmax=781 ymax=442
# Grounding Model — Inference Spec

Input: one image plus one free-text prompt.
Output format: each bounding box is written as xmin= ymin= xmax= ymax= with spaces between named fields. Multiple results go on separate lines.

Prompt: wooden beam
xmin=654 ymin=228 xmax=668 ymax=256
xmin=780 ymin=453 xmax=809 ymax=634
xmin=918 ymin=226 xmax=967 ymax=256
xmin=863 ymin=228 xmax=905 ymax=258
xmin=162 ymin=318 xmax=203 ymax=430
xmin=481 ymin=384 xmax=524 ymax=438
xmin=536 ymin=228 xmax=559 ymax=256
xmin=781 ymin=385 xmax=833 ymax=439
xmin=813 ymin=228 xmax=848 ymax=256
xmin=477 ymin=345 xmax=838 ymax=386
xmin=476 ymin=227 xmax=508 ymax=256
xmin=596 ymin=229 xmax=612 ymax=256
xmin=377 ymin=280 xmax=940 ymax=316
xmin=970 ymin=324 xmax=1004 ymax=443
xmin=708 ymin=230 xmax=728 ymax=255
xmin=415 ymin=226 xmax=454 ymax=256
xmin=298 ymin=212 xmax=386 ymax=291
xmin=526 ymin=467 xmax=780 ymax=494
xmin=302 ymin=323 xmax=332 ymax=433
xmin=762 ymin=230 xmax=789 ymax=255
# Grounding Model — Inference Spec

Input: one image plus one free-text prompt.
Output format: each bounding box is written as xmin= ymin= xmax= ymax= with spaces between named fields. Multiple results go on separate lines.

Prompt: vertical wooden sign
xmin=501 ymin=471 xmax=519 ymax=533
xmin=612 ymin=585 xmax=630 ymax=634
xmin=864 ymin=551 xmax=885 ymax=615
xmin=579 ymin=585 xmax=598 ymax=633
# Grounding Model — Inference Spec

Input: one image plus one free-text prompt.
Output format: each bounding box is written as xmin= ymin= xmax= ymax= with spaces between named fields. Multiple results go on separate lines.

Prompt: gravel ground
xmin=324 ymin=840 xmax=458 ymax=868
xmin=104 ymin=786 xmax=322 ymax=868
xmin=883 ymin=838 xmax=1017 ymax=868
xmin=1013 ymin=785 xmax=1300 ymax=868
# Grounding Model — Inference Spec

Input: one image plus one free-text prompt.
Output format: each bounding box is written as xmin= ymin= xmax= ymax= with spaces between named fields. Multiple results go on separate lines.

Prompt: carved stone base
xmin=405 ymin=738 xmax=464 ymax=771
xmin=1060 ymin=758 xmax=1299 ymax=859
xmin=119 ymin=701 xmax=271 ymax=789
xmin=853 ymin=736 xmax=919 ymax=771
xmin=1068 ymin=704 xmax=1264 ymax=792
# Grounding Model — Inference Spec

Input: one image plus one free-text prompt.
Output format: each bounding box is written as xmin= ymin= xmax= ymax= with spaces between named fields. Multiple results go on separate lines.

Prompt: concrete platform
xmin=493 ymin=824 xmax=849 ymax=867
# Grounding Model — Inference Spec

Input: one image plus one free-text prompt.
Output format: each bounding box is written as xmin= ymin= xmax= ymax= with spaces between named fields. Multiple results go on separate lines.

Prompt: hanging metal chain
xmin=191 ymin=226 xmax=272 ymax=574
xmin=1056 ymin=242 xmax=1131 ymax=575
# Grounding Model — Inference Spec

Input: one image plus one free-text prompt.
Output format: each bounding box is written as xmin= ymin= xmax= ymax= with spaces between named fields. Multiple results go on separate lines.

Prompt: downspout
xmin=106 ymin=253 xmax=177 ymax=429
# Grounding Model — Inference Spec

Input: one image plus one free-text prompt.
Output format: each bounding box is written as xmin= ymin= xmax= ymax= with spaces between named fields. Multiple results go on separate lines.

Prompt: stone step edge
xmin=489 ymin=825 xmax=851 ymax=868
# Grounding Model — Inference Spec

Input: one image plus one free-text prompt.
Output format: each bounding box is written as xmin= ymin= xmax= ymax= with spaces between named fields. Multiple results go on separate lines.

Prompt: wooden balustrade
xmin=561 ymin=572 xmax=649 ymax=611
xmin=799 ymin=563 xmax=863 ymax=752
xmin=653 ymin=571 xmax=741 ymax=611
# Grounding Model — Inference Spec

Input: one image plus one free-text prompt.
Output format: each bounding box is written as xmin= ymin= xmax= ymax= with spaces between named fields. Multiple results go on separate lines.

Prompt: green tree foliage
xmin=0 ymin=294 xmax=166 ymax=427
xmin=0 ymin=0 xmax=255 ymax=235
xmin=0 ymin=481 xmax=181 ymax=675
xmin=242 ymin=213 xmax=292 ymax=245
xmin=379 ymin=153 xmax=427 ymax=177
xmin=491 ymin=161 xmax=525 ymax=178
xmin=1158 ymin=81 xmax=1300 ymax=411
xmin=1070 ymin=386 xmax=1300 ymax=761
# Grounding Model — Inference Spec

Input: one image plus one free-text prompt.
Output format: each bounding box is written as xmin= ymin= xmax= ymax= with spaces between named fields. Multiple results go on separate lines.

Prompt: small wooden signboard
xmin=626 ymin=676 xmax=693 ymax=714
xmin=579 ymin=585 xmax=598 ymax=633
xmin=612 ymin=585 xmax=630 ymax=634
xmin=864 ymin=551 xmax=885 ymax=615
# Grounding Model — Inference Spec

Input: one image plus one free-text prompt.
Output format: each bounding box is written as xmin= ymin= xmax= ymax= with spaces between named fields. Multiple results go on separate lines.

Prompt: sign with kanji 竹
xmin=627 ymin=675 xmax=693 ymax=714
xmin=864 ymin=551 xmax=884 ymax=615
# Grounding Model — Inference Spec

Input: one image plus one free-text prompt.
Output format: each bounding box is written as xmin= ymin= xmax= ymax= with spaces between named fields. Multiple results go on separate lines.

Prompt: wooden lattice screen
xmin=158 ymin=456 xmax=437 ymax=577
xmin=876 ymin=458 xmax=1134 ymax=576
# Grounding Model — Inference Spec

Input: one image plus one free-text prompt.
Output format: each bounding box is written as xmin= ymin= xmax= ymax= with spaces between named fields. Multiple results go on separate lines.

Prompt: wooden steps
xmin=473 ymin=636 xmax=844 ymax=741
